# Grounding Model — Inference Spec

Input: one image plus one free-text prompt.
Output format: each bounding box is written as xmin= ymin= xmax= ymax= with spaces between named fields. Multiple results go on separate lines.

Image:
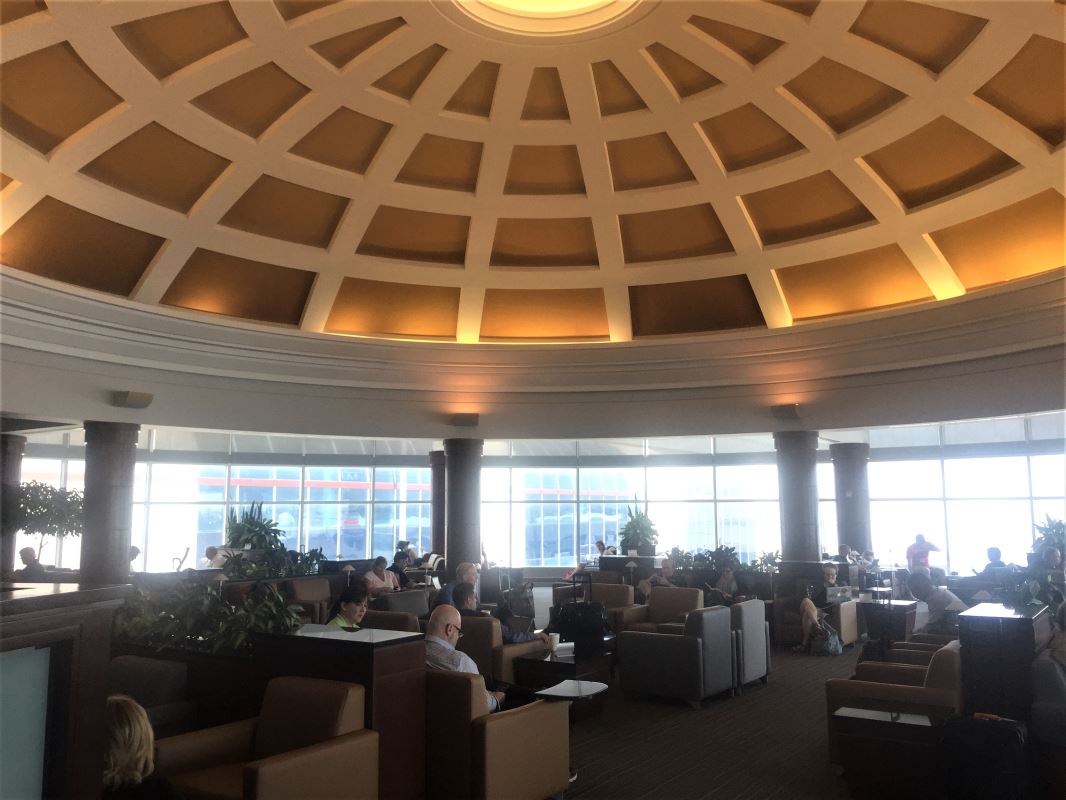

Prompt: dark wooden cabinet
xmin=959 ymin=602 xmax=1051 ymax=720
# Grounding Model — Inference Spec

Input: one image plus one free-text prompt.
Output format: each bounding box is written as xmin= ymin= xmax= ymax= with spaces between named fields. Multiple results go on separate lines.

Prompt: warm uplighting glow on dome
xmin=453 ymin=0 xmax=642 ymax=35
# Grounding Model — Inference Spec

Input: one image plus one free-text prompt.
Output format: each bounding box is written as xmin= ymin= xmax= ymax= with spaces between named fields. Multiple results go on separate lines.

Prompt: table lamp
xmin=625 ymin=561 xmax=638 ymax=585
xmin=212 ymin=572 xmax=228 ymax=597
xmin=342 ymin=564 xmax=356 ymax=586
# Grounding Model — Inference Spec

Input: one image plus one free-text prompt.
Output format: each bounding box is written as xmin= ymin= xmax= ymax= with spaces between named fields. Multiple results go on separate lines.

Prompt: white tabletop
xmin=535 ymin=679 xmax=609 ymax=700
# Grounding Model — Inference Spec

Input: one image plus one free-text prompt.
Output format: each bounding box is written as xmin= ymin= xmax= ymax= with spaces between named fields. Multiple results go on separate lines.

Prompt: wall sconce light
xmin=450 ymin=413 xmax=479 ymax=427
xmin=110 ymin=390 xmax=154 ymax=409
xmin=771 ymin=403 xmax=801 ymax=421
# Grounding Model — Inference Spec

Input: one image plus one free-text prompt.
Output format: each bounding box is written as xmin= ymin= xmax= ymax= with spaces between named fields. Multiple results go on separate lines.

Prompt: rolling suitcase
xmin=549 ymin=572 xmax=609 ymax=657
xmin=937 ymin=714 xmax=1027 ymax=800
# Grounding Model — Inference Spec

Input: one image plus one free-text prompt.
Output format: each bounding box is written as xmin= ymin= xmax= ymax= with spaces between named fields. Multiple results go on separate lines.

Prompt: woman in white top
xmin=364 ymin=556 xmax=400 ymax=597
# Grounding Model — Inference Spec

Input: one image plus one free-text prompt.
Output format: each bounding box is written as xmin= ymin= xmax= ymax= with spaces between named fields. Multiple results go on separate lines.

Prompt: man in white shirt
xmin=908 ymin=572 xmax=967 ymax=634
xmin=424 ymin=605 xmax=504 ymax=711
xmin=363 ymin=555 xmax=401 ymax=597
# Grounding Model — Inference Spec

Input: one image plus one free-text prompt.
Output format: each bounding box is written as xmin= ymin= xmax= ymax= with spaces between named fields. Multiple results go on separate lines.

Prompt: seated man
xmin=424 ymin=605 xmax=505 ymax=712
xmin=15 ymin=547 xmax=47 ymax=580
xmin=388 ymin=549 xmax=411 ymax=589
xmin=434 ymin=561 xmax=477 ymax=609
xmin=363 ymin=556 xmax=400 ymax=597
xmin=979 ymin=546 xmax=1006 ymax=575
xmin=636 ymin=558 xmax=683 ymax=600
xmin=831 ymin=544 xmax=853 ymax=564
xmin=907 ymin=572 xmax=967 ymax=635
xmin=595 ymin=540 xmax=617 ymax=557
xmin=452 ymin=582 xmax=550 ymax=647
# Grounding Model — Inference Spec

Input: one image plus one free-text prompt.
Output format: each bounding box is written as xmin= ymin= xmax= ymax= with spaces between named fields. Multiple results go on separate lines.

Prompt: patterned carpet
xmin=567 ymin=645 xmax=858 ymax=800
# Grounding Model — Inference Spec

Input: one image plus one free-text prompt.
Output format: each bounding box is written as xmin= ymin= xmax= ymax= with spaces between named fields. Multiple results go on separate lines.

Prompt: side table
xmin=833 ymin=707 xmax=937 ymax=800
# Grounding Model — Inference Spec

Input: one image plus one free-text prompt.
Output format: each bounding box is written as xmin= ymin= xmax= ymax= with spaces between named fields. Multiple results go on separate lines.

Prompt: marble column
xmin=429 ymin=450 xmax=446 ymax=557
xmin=831 ymin=442 xmax=872 ymax=555
xmin=443 ymin=438 xmax=482 ymax=580
xmin=79 ymin=421 xmax=139 ymax=586
xmin=1 ymin=434 xmax=27 ymax=576
xmin=774 ymin=430 xmax=820 ymax=562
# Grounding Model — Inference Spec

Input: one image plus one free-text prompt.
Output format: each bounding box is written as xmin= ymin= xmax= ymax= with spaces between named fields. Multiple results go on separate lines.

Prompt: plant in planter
xmin=708 ymin=545 xmax=738 ymax=574
xmin=619 ymin=503 xmax=658 ymax=556
xmin=226 ymin=502 xmax=285 ymax=551
xmin=220 ymin=503 xmax=324 ymax=579
xmin=1032 ymin=516 xmax=1065 ymax=557
xmin=748 ymin=551 xmax=782 ymax=573
xmin=9 ymin=480 xmax=84 ymax=561
xmin=667 ymin=547 xmax=694 ymax=570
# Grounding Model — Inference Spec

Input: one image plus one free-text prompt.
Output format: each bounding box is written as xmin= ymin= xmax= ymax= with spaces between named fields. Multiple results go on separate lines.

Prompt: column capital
xmin=773 ymin=430 xmax=819 ymax=452
xmin=84 ymin=421 xmax=141 ymax=447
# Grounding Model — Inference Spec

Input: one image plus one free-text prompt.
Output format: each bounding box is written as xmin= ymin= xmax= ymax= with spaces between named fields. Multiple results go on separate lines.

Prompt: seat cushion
xmin=171 ymin=763 xmax=243 ymax=800
xmin=627 ymin=622 xmax=659 ymax=633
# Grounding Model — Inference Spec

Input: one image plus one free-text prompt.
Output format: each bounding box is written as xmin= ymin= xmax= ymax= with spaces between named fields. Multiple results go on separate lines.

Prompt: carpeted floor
xmin=566 ymin=645 xmax=858 ymax=800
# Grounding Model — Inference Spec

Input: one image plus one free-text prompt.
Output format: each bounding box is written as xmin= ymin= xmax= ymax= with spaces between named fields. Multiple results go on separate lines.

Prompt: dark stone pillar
xmin=444 ymin=438 xmax=482 ymax=580
xmin=774 ymin=430 xmax=820 ymax=562
xmin=831 ymin=443 xmax=872 ymax=555
xmin=1 ymin=434 xmax=27 ymax=576
xmin=79 ymin=422 xmax=139 ymax=586
xmin=429 ymin=450 xmax=446 ymax=557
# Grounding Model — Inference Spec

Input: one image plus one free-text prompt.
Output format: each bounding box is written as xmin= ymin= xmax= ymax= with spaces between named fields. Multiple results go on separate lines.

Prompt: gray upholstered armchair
xmin=730 ymin=599 xmax=771 ymax=692
xmin=618 ymin=605 xmax=734 ymax=706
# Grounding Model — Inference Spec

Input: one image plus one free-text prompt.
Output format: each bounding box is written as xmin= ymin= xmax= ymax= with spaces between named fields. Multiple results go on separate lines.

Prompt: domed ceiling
xmin=1 ymin=0 xmax=1063 ymax=344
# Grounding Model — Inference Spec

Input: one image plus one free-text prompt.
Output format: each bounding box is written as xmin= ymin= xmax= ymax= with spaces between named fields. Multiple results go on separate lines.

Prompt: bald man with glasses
xmin=425 ymin=605 xmax=505 ymax=711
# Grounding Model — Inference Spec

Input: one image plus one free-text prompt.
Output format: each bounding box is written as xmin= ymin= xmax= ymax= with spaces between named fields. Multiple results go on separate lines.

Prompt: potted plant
xmin=619 ymin=503 xmax=658 ymax=556
xmin=9 ymin=480 xmax=84 ymax=563
xmin=1032 ymin=516 xmax=1065 ymax=559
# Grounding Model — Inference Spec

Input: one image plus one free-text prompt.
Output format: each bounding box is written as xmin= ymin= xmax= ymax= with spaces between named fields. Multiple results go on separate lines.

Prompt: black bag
xmin=550 ymin=573 xmax=609 ymax=657
xmin=502 ymin=580 xmax=536 ymax=620
xmin=937 ymin=715 xmax=1027 ymax=800
xmin=808 ymin=618 xmax=843 ymax=656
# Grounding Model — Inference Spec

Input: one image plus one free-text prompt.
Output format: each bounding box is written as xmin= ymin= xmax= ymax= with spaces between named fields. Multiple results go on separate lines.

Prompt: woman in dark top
xmin=103 ymin=695 xmax=182 ymax=799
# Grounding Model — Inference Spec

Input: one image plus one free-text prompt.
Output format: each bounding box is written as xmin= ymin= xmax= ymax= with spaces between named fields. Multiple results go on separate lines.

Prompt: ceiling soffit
xmin=0 ymin=0 xmax=1062 ymax=345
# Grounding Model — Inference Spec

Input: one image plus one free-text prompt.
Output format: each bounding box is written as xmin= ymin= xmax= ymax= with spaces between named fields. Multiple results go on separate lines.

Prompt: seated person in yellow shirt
xmin=326 ymin=586 xmax=369 ymax=629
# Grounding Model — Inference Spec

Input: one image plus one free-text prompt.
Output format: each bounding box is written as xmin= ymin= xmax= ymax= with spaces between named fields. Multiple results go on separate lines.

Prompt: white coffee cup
xmin=548 ymin=632 xmax=560 ymax=651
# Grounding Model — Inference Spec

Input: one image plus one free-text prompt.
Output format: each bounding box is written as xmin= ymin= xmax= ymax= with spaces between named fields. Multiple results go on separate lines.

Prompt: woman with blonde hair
xmin=103 ymin=695 xmax=180 ymax=798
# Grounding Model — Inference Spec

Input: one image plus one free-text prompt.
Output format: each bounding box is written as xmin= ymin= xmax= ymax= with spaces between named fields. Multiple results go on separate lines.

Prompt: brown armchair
xmin=286 ymin=577 xmax=331 ymax=624
xmin=155 ymin=677 xmax=378 ymax=800
xmin=610 ymin=586 xmax=703 ymax=633
xmin=426 ymin=670 xmax=570 ymax=800
xmin=456 ymin=614 xmax=548 ymax=684
xmin=825 ymin=641 xmax=962 ymax=763
xmin=775 ymin=580 xmax=859 ymax=646
xmin=551 ymin=581 xmax=635 ymax=612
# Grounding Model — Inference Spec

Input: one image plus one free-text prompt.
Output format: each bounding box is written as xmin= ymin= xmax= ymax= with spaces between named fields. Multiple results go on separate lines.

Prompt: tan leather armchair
xmin=456 ymin=614 xmax=548 ymax=684
xmin=155 ymin=677 xmax=378 ymax=800
xmin=286 ymin=577 xmax=331 ymax=624
xmin=552 ymin=581 xmax=635 ymax=611
xmin=824 ymin=641 xmax=962 ymax=763
xmin=776 ymin=594 xmax=859 ymax=646
xmin=610 ymin=586 xmax=703 ymax=633
xmin=425 ymin=670 xmax=570 ymax=800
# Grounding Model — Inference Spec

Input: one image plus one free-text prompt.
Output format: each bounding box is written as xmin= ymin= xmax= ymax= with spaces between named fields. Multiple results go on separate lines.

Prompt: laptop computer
xmin=826 ymin=586 xmax=852 ymax=603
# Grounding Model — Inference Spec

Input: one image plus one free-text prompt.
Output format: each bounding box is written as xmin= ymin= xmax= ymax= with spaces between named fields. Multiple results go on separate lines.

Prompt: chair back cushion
xmin=457 ymin=615 xmax=503 ymax=678
xmin=647 ymin=586 xmax=703 ymax=623
xmin=589 ymin=570 xmax=623 ymax=584
xmin=382 ymin=589 xmax=430 ymax=617
xmin=362 ymin=609 xmax=420 ymax=632
xmin=589 ymin=583 xmax=634 ymax=609
xmin=425 ymin=670 xmax=490 ymax=799
xmin=684 ymin=606 xmax=734 ymax=696
xmin=108 ymin=655 xmax=187 ymax=708
xmin=730 ymin=599 xmax=768 ymax=685
xmin=924 ymin=640 xmax=962 ymax=693
xmin=289 ymin=577 xmax=331 ymax=603
xmin=254 ymin=677 xmax=366 ymax=760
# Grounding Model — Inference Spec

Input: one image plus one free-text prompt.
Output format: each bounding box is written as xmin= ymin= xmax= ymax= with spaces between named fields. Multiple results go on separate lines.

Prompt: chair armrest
xmin=909 ymin=633 xmax=957 ymax=646
xmin=494 ymin=639 xmax=549 ymax=684
xmin=892 ymin=641 xmax=941 ymax=652
xmin=155 ymin=718 xmax=257 ymax=776
xmin=472 ymin=700 xmax=569 ymax=800
xmin=245 ymin=730 xmax=379 ymax=800
xmin=884 ymin=648 xmax=936 ymax=666
xmin=611 ymin=604 xmax=649 ymax=632
xmin=853 ymin=662 xmax=928 ymax=685
xmin=825 ymin=679 xmax=959 ymax=717
xmin=655 ymin=623 xmax=686 ymax=635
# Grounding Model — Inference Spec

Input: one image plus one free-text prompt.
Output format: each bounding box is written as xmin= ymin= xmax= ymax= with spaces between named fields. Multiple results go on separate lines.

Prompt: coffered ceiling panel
xmin=163 ymin=248 xmax=314 ymax=325
xmin=325 ymin=277 xmax=459 ymax=338
xmin=0 ymin=42 xmax=122 ymax=153
xmin=481 ymin=288 xmax=608 ymax=340
xmin=114 ymin=2 xmax=247 ymax=80
xmin=0 ymin=196 xmax=162 ymax=295
xmin=776 ymin=244 xmax=932 ymax=319
xmin=81 ymin=123 xmax=230 ymax=213
xmin=1 ymin=0 xmax=1062 ymax=345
